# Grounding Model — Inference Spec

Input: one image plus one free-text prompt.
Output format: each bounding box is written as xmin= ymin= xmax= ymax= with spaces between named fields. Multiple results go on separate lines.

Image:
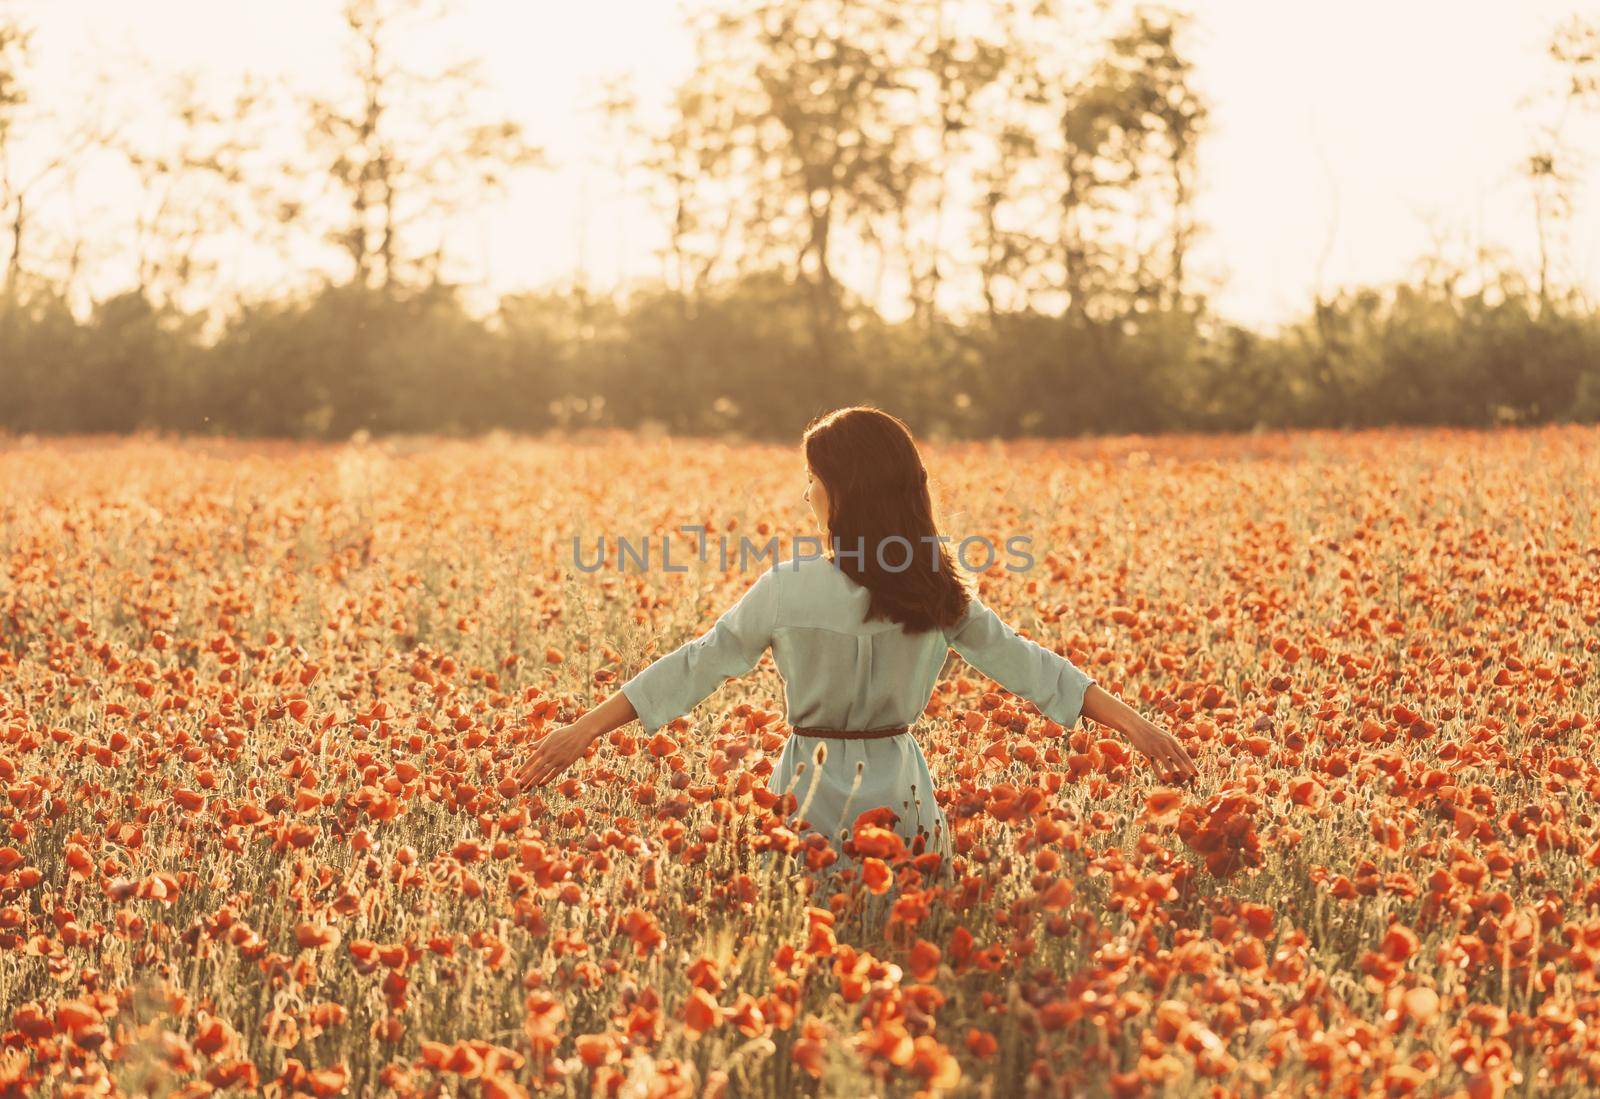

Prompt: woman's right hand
xmin=1119 ymin=713 xmax=1199 ymax=781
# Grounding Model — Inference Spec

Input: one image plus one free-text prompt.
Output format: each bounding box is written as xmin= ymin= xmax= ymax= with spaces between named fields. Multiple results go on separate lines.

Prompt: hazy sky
xmin=16 ymin=0 xmax=1600 ymax=327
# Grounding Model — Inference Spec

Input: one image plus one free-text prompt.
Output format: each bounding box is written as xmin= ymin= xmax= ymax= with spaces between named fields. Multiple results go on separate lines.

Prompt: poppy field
xmin=1 ymin=425 xmax=1598 ymax=1099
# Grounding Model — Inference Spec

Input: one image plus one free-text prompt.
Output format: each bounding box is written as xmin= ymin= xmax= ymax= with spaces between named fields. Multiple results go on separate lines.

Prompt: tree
xmin=895 ymin=1 xmax=1006 ymax=326
xmin=112 ymin=71 xmax=275 ymax=315
xmin=650 ymin=0 xmax=924 ymax=386
xmin=1517 ymin=14 xmax=1598 ymax=313
xmin=0 ymin=16 xmax=103 ymax=298
xmin=1551 ymin=15 xmax=1599 ymax=106
xmin=1053 ymin=5 xmax=1207 ymax=319
xmin=633 ymin=63 xmax=748 ymax=304
xmin=1112 ymin=8 xmax=1207 ymax=312
xmin=961 ymin=2 xmax=1206 ymax=323
xmin=303 ymin=0 xmax=543 ymax=292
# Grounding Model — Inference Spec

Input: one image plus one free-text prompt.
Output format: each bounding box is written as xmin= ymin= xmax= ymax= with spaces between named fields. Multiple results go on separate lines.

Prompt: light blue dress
xmin=618 ymin=554 xmax=1097 ymax=868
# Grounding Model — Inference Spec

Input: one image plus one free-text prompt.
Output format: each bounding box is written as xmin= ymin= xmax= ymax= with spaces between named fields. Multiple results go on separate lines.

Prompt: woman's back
xmin=771 ymin=553 xmax=952 ymax=731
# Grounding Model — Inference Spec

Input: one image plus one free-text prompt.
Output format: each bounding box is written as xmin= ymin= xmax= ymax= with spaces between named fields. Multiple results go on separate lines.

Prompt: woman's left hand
xmin=516 ymin=721 xmax=599 ymax=789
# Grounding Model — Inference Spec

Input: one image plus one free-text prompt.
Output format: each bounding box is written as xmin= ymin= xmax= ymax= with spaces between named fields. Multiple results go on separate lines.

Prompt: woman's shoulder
xmin=750 ymin=553 xmax=874 ymax=629
xmin=943 ymin=580 xmax=988 ymax=639
xmin=730 ymin=552 xmax=840 ymax=603
xmin=758 ymin=552 xmax=856 ymax=593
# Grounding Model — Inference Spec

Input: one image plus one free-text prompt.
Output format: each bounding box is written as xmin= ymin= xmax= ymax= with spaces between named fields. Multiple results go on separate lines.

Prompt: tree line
xmin=2 ymin=1 xmax=1599 ymax=440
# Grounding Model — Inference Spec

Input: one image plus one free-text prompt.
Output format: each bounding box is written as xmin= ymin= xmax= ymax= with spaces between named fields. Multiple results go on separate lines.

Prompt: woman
xmin=516 ymin=406 xmax=1198 ymax=868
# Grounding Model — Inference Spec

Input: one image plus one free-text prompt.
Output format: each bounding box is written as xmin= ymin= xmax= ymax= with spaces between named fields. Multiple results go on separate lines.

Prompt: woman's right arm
xmin=1080 ymin=683 xmax=1197 ymax=780
xmin=948 ymin=592 xmax=1197 ymax=780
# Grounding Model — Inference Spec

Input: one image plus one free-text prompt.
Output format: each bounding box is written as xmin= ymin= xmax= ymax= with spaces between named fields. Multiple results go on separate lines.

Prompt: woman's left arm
xmin=517 ymin=565 xmax=781 ymax=789
xmin=515 ymin=689 xmax=639 ymax=789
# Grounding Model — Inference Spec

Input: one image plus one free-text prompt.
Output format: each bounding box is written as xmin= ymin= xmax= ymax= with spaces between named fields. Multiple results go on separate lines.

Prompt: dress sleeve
xmin=946 ymin=591 xmax=1096 ymax=730
xmin=619 ymin=566 xmax=782 ymax=735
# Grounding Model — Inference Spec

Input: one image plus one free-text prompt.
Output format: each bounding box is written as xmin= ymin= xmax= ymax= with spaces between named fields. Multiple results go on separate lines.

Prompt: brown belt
xmin=791 ymin=723 xmax=911 ymax=741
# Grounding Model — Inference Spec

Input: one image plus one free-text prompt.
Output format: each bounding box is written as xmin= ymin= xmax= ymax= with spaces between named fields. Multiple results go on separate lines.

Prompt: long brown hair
xmin=803 ymin=406 xmax=973 ymax=633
